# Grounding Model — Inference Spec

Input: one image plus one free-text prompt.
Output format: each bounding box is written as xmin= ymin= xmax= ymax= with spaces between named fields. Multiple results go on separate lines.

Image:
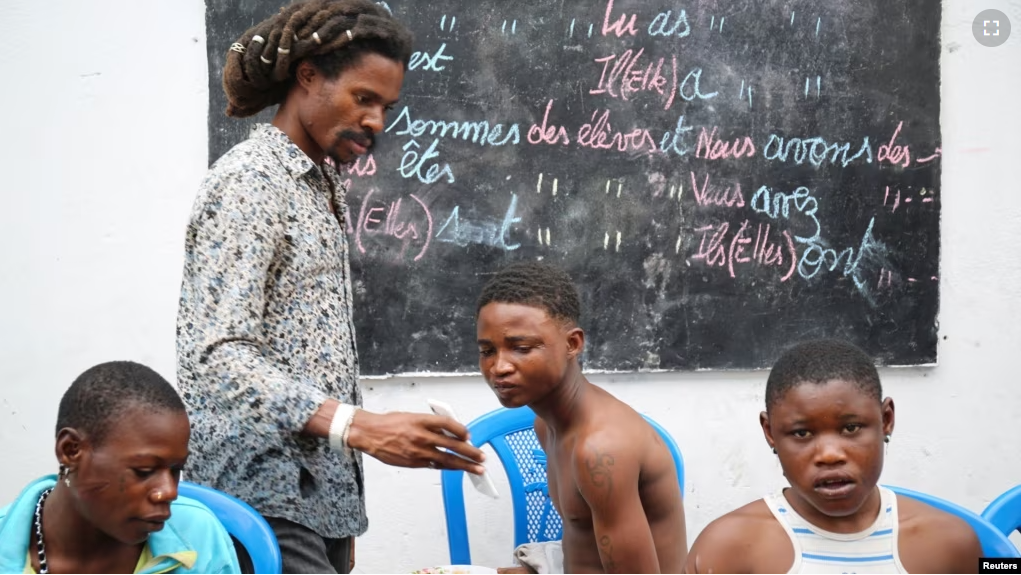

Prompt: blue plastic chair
xmin=886 ymin=485 xmax=1020 ymax=557
xmin=983 ymin=485 xmax=1021 ymax=538
xmin=440 ymin=406 xmax=684 ymax=565
xmin=178 ymin=482 xmax=283 ymax=574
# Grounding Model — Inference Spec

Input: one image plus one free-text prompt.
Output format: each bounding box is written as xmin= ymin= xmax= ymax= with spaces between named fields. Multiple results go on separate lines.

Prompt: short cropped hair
xmin=765 ymin=339 xmax=882 ymax=411
xmin=55 ymin=361 xmax=186 ymax=445
xmin=477 ymin=261 xmax=581 ymax=325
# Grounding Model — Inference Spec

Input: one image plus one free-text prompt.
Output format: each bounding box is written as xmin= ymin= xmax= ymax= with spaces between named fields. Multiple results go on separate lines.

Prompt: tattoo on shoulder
xmin=585 ymin=448 xmax=615 ymax=497
xmin=599 ymin=535 xmax=618 ymax=572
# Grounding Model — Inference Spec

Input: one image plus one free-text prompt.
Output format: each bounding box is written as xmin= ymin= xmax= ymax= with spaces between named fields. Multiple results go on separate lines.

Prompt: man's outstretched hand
xmin=347 ymin=410 xmax=486 ymax=474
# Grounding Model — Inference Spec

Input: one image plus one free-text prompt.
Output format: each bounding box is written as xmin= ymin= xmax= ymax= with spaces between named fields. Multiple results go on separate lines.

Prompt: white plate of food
xmin=412 ymin=566 xmax=497 ymax=574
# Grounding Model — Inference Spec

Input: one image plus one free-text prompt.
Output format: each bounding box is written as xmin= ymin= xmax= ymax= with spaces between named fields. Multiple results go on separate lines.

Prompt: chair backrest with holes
xmin=440 ymin=406 xmax=684 ymax=565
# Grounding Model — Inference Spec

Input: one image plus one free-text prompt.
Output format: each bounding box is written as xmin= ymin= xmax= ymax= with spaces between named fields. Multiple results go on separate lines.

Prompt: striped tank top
xmin=764 ymin=486 xmax=908 ymax=573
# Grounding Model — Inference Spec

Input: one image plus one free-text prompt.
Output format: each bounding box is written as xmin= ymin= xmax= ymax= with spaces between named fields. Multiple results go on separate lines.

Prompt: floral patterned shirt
xmin=176 ymin=123 xmax=366 ymax=538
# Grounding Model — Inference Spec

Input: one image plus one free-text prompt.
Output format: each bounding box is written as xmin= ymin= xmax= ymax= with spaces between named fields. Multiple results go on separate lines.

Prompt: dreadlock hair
xmin=223 ymin=0 xmax=414 ymax=118
xmin=477 ymin=262 xmax=581 ymax=326
xmin=765 ymin=339 xmax=882 ymax=413
xmin=56 ymin=361 xmax=186 ymax=446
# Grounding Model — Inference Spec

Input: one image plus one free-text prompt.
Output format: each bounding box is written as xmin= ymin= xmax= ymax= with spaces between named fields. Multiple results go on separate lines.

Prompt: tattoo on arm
xmin=599 ymin=535 xmax=617 ymax=572
xmin=585 ymin=449 xmax=616 ymax=499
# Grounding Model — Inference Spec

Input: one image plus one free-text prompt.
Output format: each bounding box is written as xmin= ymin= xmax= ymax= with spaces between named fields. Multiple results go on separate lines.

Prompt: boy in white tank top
xmin=684 ymin=340 xmax=982 ymax=574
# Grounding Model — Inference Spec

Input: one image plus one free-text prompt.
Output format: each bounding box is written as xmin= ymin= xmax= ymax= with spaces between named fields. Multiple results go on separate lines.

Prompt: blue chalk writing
xmin=799 ymin=218 xmax=885 ymax=305
xmin=763 ymin=134 xmax=873 ymax=167
xmin=816 ymin=17 xmax=821 ymax=36
xmin=570 ymin=18 xmax=575 ymax=37
xmin=440 ymin=15 xmax=446 ymax=31
xmin=804 ymin=76 xmax=821 ymax=98
xmin=648 ymin=9 xmax=690 ymax=37
xmin=679 ymin=68 xmax=718 ymax=101
xmin=750 ymin=185 xmax=821 ymax=244
xmin=399 ymin=139 xmax=455 ymax=184
xmin=407 ymin=43 xmax=453 ymax=72
xmin=435 ymin=194 xmax=522 ymax=250
xmin=751 ymin=184 xmax=886 ymax=301
xmin=387 ymin=106 xmax=521 ymax=147
xmin=659 ymin=115 xmax=695 ymax=156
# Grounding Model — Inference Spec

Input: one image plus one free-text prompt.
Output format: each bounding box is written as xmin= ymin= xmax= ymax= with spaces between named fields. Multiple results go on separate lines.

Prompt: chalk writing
xmin=763 ymin=133 xmax=873 ymax=167
xmin=590 ymin=49 xmax=678 ymax=110
xmin=388 ymin=107 xmax=520 ymax=146
xmin=408 ymin=43 xmax=453 ymax=72
xmin=435 ymin=193 xmax=523 ymax=251
xmin=335 ymin=155 xmax=377 ymax=177
xmin=750 ymin=184 xmax=821 ymax=243
xmin=691 ymin=220 xmax=797 ymax=281
xmin=528 ymin=100 xmax=571 ymax=145
xmin=877 ymin=121 xmax=911 ymax=168
xmin=660 ymin=115 xmax=695 ymax=156
xmin=690 ymin=172 xmax=745 ymax=208
xmin=399 ymin=139 xmax=455 ymax=184
xmin=648 ymin=9 xmax=690 ymax=37
xmin=354 ymin=189 xmax=434 ymax=261
xmin=695 ymin=127 xmax=756 ymax=160
xmin=209 ymin=0 xmax=943 ymax=373
xmin=578 ymin=109 xmax=658 ymax=153
xmin=602 ymin=0 xmax=638 ymax=37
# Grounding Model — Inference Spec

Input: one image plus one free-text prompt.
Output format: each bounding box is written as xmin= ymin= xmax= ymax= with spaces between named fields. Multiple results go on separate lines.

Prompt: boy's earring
xmin=59 ymin=464 xmax=71 ymax=487
xmin=772 ymin=446 xmax=777 ymax=454
xmin=884 ymin=434 xmax=891 ymax=443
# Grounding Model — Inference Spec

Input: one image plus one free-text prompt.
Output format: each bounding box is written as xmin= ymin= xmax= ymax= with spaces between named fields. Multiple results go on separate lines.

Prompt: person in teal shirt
xmin=0 ymin=361 xmax=240 ymax=574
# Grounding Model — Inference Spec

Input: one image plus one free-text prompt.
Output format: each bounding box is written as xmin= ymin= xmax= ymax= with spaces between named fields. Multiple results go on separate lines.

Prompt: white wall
xmin=1 ymin=0 xmax=1018 ymax=573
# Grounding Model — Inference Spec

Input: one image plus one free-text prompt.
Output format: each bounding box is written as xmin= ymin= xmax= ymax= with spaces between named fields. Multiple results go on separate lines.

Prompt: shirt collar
xmin=250 ymin=123 xmax=317 ymax=180
xmin=143 ymin=519 xmax=199 ymax=572
xmin=0 ymin=476 xmax=198 ymax=574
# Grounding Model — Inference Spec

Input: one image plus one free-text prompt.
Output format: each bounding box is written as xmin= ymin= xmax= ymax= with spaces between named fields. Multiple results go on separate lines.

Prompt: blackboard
xmin=206 ymin=0 xmax=942 ymax=375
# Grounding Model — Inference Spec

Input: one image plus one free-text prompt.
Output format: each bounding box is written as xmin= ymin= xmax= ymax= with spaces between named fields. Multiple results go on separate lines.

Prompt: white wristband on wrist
xmin=328 ymin=403 xmax=360 ymax=456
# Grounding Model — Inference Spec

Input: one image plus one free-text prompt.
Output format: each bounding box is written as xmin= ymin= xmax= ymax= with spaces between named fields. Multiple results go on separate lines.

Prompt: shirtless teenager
xmin=685 ymin=339 xmax=981 ymax=574
xmin=477 ymin=262 xmax=686 ymax=574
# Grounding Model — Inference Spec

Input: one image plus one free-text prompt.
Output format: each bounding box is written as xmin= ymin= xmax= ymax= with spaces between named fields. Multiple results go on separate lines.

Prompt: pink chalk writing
xmin=877 ymin=121 xmax=911 ymax=167
xmin=336 ymin=154 xmax=377 ymax=177
xmin=877 ymin=268 xmax=893 ymax=290
xmin=692 ymin=220 xmax=797 ymax=281
xmin=695 ymin=127 xmax=756 ymax=160
xmin=590 ymin=50 xmax=678 ymax=110
xmin=354 ymin=189 xmax=433 ymax=262
xmin=577 ymin=109 xmax=657 ymax=153
xmin=527 ymin=99 xmax=571 ymax=146
xmin=602 ymin=0 xmax=638 ymax=37
xmin=883 ymin=186 xmax=901 ymax=212
xmin=689 ymin=172 xmax=746 ymax=208
xmin=916 ymin=147 xmax=941 ymax=164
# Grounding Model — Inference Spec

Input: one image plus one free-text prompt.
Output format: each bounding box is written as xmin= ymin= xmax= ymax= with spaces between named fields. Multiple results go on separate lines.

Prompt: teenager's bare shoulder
xmin=897 ymin=494 xmax=982 ymax=574
xmin=685 ymin=500 xmax=791 ymax=574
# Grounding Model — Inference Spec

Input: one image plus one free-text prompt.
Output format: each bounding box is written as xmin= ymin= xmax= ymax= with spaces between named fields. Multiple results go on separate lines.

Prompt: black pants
xmin=265 ymin=517 xmax=353 ymax=574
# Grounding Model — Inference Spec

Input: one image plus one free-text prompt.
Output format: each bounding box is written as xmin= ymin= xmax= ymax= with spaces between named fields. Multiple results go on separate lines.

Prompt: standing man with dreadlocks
xmin=176 ymin=1 xmax=486 ymax=572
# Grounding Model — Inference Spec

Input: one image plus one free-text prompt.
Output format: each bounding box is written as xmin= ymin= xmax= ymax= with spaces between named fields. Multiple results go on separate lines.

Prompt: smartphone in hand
xmin=428 ymin=399 xmax=500 ymax=499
